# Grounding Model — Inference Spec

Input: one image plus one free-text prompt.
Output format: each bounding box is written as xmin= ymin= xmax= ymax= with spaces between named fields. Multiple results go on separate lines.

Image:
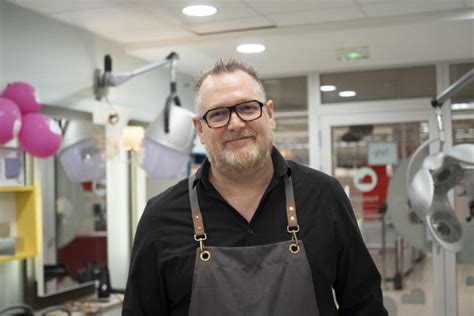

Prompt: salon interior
xmin=0 ymin=0 xmax=473 ymax=315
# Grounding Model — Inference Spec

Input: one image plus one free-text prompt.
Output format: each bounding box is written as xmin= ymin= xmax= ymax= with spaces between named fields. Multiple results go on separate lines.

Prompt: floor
xmin=371 ymin=249 xmax=474 ymax=316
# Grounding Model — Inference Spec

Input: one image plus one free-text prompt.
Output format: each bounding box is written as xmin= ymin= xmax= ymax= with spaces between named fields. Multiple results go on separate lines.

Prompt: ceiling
xmin=8 ymin=0 xmax=474 ymax=78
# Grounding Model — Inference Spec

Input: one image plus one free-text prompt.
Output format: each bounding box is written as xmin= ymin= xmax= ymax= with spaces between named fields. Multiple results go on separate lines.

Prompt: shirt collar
xmin=192 ymin=146 xmax=290 ymax=188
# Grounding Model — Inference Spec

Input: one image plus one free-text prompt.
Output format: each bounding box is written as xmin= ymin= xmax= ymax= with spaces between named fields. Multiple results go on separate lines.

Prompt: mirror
xmin=36 ymin=118 xmax=107 ymax=296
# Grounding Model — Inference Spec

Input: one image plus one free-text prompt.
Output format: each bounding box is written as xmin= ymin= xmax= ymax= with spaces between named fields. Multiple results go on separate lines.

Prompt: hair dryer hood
xmin=409 ymin=152 xmax=442 ymax=219
xmin=58 ymin=120 xmax=105 ymax=183
xmin=408 ymin=144 xmax=474 ymax=252
xmin=426 ymin=199 xmax=463 ymax=253
xmin=145 ymin=104 xmax=195 ymax=155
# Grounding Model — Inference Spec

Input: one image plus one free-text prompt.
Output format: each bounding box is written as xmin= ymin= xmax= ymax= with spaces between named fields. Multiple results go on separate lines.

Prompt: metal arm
xmin=106 ymin=58 xmax=172 ymax=87
xmin=431 ymin=68 xmax=474 ymax=107
xmin=430 ymin=68 xmax=474 ymax=144
xmin=94 ymin=52 xmax=179 ymax=101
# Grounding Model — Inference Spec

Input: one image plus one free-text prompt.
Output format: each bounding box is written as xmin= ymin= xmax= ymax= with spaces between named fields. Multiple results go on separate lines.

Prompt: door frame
xmin=307 ymin=66 xmax=458 ymax=315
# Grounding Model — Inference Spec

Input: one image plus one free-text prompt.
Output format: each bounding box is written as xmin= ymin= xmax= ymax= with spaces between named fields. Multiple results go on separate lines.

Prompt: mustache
xmin=223 ymin=132 xmax=256 ymax=142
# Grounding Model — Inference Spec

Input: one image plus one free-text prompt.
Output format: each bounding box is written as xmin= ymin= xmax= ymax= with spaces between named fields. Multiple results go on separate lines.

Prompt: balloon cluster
xmin=0 ymin=82 xmax=63 ymax=158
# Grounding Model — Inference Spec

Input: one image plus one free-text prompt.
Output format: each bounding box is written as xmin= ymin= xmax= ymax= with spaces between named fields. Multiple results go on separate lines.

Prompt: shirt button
xmin=247 ymin=228 xmax=254 ymax=234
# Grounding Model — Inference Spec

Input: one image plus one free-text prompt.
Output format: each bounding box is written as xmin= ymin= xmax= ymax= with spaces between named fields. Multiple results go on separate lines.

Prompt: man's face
xmin=192 ymin=70 xmax=276 ymax=175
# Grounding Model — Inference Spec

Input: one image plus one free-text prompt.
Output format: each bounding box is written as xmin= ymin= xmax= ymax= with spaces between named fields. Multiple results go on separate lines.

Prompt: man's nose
xmin=227 ymin=111 xmax=245 ymax=130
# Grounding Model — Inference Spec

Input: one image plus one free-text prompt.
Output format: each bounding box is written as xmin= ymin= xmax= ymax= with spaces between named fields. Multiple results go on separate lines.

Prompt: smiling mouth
xmin=225 ymin=136 xmax=254 ymax=144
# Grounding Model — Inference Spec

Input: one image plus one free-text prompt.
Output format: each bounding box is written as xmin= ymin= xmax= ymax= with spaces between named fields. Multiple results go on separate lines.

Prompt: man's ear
xmin=192 ymin=116 xmax=206 ymax=144
xmin=266 ymin=100 xmax=276 ymax=130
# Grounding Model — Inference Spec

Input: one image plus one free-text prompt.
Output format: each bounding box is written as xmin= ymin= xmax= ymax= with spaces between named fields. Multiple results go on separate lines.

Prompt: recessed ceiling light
xmin=320 ymin=85 xmax=336 ymax=92
xmin=339 ymin=91 xmax=357 ymax=97
xmin=236 ymin=44 xmax=266 ymax=54
xmin=182 ymin=5 xmax=217 ymax=17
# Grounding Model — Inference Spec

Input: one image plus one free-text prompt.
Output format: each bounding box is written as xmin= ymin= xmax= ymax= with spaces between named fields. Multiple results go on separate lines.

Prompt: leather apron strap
xmin=188 ymin=173 xmax=205 ymax=237
xmin=188 ymin=173 xmax=211 ymax=261
xmin=188 ymin=169 xmax=302 ymax=259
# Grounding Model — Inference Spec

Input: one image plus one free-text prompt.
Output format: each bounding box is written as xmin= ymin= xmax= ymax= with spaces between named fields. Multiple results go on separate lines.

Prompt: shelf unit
xmin=0 ymin=186 xmax=41 ymax=263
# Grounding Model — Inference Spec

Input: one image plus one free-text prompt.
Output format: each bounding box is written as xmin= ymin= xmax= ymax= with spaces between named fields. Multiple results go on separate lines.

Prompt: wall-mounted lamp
xmin=94 ymin=52 xmax=196 ymax=179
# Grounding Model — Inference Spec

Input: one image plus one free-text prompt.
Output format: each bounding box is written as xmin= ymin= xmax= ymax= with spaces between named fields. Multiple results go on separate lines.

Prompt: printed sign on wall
xmin=368 ymin=142 xmax=398 ymax=165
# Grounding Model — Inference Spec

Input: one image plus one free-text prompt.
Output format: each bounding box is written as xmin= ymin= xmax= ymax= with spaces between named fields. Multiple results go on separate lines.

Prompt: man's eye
xmin=239 ymin=104 xmax=258 ymax=113
xmin=209 ymin=110 xmax=228 ymax=120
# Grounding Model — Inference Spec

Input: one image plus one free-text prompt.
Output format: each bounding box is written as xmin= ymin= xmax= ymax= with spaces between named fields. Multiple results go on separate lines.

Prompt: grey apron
xmin=187 ymin=172 xmax=320 ymax=316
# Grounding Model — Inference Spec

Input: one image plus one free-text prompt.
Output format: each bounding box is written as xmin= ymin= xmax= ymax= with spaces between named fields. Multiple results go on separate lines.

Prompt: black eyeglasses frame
xmin=199 ymin=100 xmax=265 ymax=129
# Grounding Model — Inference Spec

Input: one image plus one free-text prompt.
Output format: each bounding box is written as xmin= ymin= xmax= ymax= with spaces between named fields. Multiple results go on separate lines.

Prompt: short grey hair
xmin=193 ymin=58 xmax=266 ymax=112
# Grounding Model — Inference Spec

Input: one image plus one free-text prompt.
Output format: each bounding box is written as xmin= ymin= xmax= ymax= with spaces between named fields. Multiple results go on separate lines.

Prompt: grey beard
xmin=210 ymin=142 xmax=272 ymax=179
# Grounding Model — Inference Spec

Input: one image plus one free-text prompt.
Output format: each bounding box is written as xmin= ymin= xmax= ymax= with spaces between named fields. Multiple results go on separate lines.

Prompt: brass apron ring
xmin=287 ymin=225 xmax=301 ymax=254
xmin=195 ymin=233 xmax=212 ymax=262
xmin=289 ymin=243 xmax=300 ymax=254
xmin=200 ymin=250 xmax=211 ymax=261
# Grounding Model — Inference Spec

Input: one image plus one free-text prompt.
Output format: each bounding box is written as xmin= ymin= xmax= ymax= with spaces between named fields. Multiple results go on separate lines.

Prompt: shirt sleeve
xmin=331 ymin=179 xmax=388 ymax=316
xmin=122 ymin=201 xmax=169 ymax=315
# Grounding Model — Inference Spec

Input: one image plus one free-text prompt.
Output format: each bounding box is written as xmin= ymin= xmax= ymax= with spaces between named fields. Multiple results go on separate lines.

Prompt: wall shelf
xmin=0 ymin=186 xmax=41 ymax=263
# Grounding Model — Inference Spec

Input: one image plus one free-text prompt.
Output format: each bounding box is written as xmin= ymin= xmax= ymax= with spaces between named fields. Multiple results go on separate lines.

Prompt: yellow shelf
xmin=0 ymin=186 xmax=41 ymax=263
xmin=0 ymin=186 xmax=36 ymax=192
xmin=0 ymin=251 xmax=34 ymax=261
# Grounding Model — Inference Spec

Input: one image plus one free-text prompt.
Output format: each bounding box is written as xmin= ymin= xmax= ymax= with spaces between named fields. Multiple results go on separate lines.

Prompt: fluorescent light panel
xmin=339 ymin=91 xmax=357 ymax=97
xmin=320 ymin=85 xmax=336 ymax=92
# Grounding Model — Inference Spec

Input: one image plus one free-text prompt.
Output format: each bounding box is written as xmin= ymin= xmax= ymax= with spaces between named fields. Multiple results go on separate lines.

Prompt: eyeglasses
xmin=200 ymin=100 xmax=265 ymax=129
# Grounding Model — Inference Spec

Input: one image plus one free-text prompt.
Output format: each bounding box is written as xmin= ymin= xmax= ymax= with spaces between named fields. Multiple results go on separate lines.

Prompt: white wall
xmin=0 ymin=2 xmax=195 ymax=118
xmin=0 ymin=1 xmax=26 ymax=310
xmin=0 ymin=1 xmax=194 ymax=308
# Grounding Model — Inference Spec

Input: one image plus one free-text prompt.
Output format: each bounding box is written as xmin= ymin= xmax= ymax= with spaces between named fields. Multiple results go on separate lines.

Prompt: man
xmin=123 ymin=59 xmax=387 ymax=315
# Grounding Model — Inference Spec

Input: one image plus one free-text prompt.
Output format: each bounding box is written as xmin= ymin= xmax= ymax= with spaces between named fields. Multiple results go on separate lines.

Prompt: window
xmin=262 ymin=77 xmax=309 ymax=165
xmin=320 ymin=66 xmax=436 ymax=104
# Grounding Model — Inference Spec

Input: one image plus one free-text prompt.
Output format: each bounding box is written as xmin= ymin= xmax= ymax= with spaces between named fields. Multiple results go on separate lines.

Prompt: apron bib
xmin=187 ymin=172 xmax=320 ymax=316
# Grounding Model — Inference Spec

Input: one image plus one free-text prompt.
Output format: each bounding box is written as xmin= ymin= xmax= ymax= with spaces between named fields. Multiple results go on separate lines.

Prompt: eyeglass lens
xmin=206 ymin=101 xmax=262 ymax=128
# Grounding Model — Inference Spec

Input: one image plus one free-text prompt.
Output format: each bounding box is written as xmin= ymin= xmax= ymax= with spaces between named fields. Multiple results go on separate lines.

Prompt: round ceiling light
xmin=236 ymin=44 xmax=266 ymax=54
xmin=182 ymin=5 xmax=217 ymax=17
xmin=339 ymin=90 xmax=357 ymax=97
xmin=320 ymin=85 xmax=336 ymax=92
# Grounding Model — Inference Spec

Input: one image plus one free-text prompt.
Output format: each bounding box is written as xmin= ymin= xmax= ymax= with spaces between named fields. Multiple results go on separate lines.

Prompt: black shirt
xmin=123 ymin=148 xmax=387 ymax=316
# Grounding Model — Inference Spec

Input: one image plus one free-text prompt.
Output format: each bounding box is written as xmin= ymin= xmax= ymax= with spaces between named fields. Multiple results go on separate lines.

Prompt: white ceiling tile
xmin=134 ymin=0 xmax=261 ymax=25
xmin=244 ymin=0 xmax=355 ymax=15
xmin=9 ymin=0 xmax=474 ymax=80
xmin=356 ymin=0 xmax=395 ymax=3
xmin=129 ymin=18 xmax=474 ymax=78
xmin=270 ymin=6 xmax=365 ymax=26
xmin=361 ymin=1 xmax=466 ymax=17
xmin=105 ymin=27 xmax=195 ymax=43
xmin=8 ymin=0 xmax=128 ymax=14
xmin=50 ymin=4 xmax=167 ymax=33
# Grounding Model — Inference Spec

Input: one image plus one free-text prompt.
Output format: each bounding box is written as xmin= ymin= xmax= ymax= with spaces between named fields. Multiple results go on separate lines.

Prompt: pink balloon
xmin=2 ymin=81 xmax=41 ymax=114
xmin=19 ymin=113 xmax=63 ymax=158
xmin=0 ymin=97 xmax=22 ymax=145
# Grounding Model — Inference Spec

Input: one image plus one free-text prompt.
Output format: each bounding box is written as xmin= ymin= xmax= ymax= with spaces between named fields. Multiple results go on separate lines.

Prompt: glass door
xmin=320 ymin=110 xmax=442 ymax=315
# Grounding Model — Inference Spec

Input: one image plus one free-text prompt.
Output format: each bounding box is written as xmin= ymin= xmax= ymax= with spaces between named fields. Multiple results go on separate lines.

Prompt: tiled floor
xmin=372 ymin=250 xmax=474 ymax=316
